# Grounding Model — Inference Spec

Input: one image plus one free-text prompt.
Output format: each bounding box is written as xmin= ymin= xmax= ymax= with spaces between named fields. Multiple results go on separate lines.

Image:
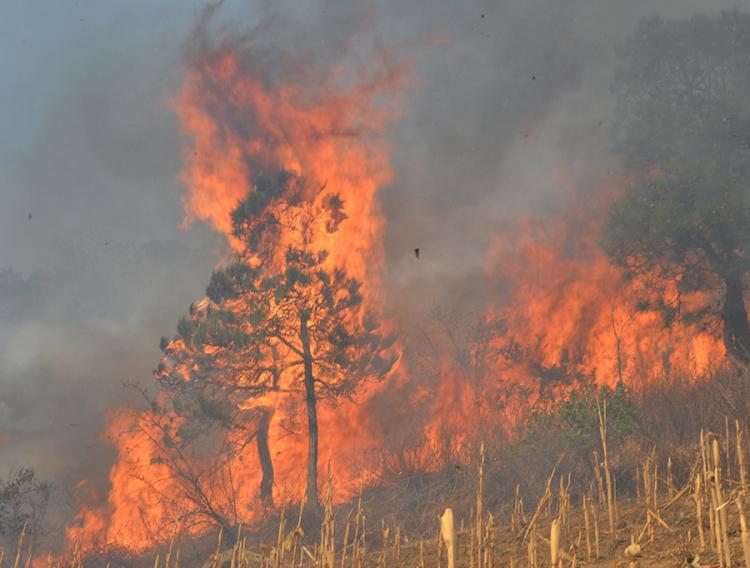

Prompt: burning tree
xmin=63 ymin=12 xmax=409 ymax=552
xmin=606 ymin=11 xmax=750 ymax=366
xmin=162 ymin=171 xmax=397 ymax=510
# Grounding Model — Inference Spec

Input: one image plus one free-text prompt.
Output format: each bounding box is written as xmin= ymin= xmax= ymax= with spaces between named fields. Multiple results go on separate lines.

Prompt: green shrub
xmin=517 ymin=382 xmax=652 ymax=457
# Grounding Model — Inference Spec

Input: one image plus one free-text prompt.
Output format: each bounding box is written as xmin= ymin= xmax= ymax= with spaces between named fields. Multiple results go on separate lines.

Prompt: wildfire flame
xmin=483 ymin=177 xmax=723 ymax=395
xmin=66 ymin=29 xmax=410 ymax=553
xmin=65 ymin=32 xmax=728 ymax=560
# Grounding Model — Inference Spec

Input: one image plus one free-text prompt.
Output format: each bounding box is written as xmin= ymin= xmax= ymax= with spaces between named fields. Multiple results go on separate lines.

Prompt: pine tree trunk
xmin=256 ymin=408 xmax=274 ymax=509
xmin=722 ymin=270 xmax=750 ymax=366
xmin=300 ymin=311 xmax=320 ymax=508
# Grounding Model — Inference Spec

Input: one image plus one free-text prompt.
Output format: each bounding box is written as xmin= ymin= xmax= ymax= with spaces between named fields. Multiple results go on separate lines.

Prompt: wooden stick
xmin=597 ymin=399 xmax=615 ymax=535
xmin=713 ymin=438 xmax=731 ymax=567
xmin=522 ymin=457 xmax=563 ymax=543
xmin=739 ymin=419 xmax=747 ymax=495
xmin=476 ymin=443 xmax=485 ymax=567
xmin=737 ymin=495 xmax=750 ymax=568
xmin=694 ymin=474 xmax=706 ymax=551
xmin=13 ymin=523 xmax=26 ymax=568
xmin=550 ymin=520 xmax=561 ymax=567
xmin=591 ymin=500 xmax=600 ymax=559
xmin=440 ymin=508 xmax=456 ymax=568
xmin=583 ymin=496 xmax=592 ymax=561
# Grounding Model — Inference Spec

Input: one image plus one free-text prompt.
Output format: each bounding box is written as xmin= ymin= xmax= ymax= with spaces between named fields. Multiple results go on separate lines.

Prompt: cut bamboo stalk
xmin=340 ymin=511 xmax=352 ymax=568
xmin=522 ymin=458 xmax=562 ymax=543
xmin=380 ymin=521 xmax=389 ymax=567
xmin=711 ymin=482 xmax=724 ymax=566
xmin=536 ymin=534 xmax=574 ymax=563
xmin=213 ymin=528 xmax=222 ymax=568
xmin=726 ymin=416 xmax=732 ymax=480
xmin=713 ymin=438 xmax=732 ymax=567
xmin=361 ymin=513 xmax=367 ymax=568
xmin=636 ymin=516 xmax=651 ymax=545
xmin=395 ymin=525 xmax=401 ymax=562
xmin=279 ymin=505 xmax=289 ymax=567
xmin=486 ymin=512 xmax=495 ymax=568
xmin=739 ymin=419 xmax=747 ymax=495
xmin=512 ymin=485 xmax=521 ymax=533
xmin=583 ymin=496 xmax=592 ymax=561
xmin=636 ymin=467 xmax=641 ymax=503
xmin=24 ymin=539 xmax=33 ymax=568
xmin=694 ymin=474 xmax=706 ymax=551
xmin=737 ymin=495 xmax=750 ymax=568
xmin=668 ymin=457 xmax=674 ymax=499
xmin=702 ymin=431 xmax=717 ymax=553
xmin=437 ymin=527 xmax=443 ymax=568
xmin=477 ymin=443 xmax=485 ymax=567
xmin=527 ymin=525 xmax=538 ymax=568
xmin=596 ymin=399 xmax=615 ymax=535
xmin=591 ymin=499 xmax=600 ymax=560
xmin=593 ymin=450 xmax=605 ymax=505
xmin=351 ymin=497 xmax=363 ymax=568
xmin=13 ymin=522 xmax=26 ymax=568
xmin=700 ymin=430 xmax=709 ymax=484
xmin=614 ymin=473 xmax=619 ymax=526
xmin=165 ymin=528 xmax=176 ymax=568
xmin=440 ymin=508 xmax=456 ymax=568
xmin=550 ymin=519 xmax=561 ymax=567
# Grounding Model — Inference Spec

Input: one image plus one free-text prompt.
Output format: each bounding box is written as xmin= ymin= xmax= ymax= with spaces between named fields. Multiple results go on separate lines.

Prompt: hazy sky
xmin=1 ymin=0 xmax=748 ymax=536
xmin=0 ymin=1 xmax=214 ymax=272
xmin=0 ymin=1 xmax=222 ymax=510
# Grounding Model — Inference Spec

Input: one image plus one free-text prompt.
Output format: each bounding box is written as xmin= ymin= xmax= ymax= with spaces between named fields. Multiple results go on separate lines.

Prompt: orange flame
xmin=65 ymin=39 xmax=729 ymax=560
xmin=177 ymin=45 xmax=409 ymax=299
xmin=66 ymin=32 xmax=411 ymax=554
xmin=484 ymin=177 xmax=723 ymax=392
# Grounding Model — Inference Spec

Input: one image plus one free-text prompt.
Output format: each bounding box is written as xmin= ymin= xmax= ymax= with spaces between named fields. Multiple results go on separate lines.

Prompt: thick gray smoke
xmin=378 ymin=0 xmax=748 ymax=322
xmin=0 ymin=0 xmax=745 ymax=537
xmin=0 ymin=2 xmax=220 ymax=533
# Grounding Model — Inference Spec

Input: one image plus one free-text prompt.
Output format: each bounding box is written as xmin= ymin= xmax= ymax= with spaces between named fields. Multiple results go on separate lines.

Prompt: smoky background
xmin=0 ymin=0 xmax=744 ymax=536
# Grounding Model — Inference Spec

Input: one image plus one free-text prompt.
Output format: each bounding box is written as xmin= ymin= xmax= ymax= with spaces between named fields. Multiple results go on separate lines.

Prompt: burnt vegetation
xmin=67 ymin=9 xmax=750 ymax=566
xmin=10 ymin=7 xmax=750 ymax=568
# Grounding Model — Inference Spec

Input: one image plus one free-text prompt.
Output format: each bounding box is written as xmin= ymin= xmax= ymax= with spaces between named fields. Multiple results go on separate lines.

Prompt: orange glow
xmin=66 ymin=36 xmax=411 ymax=554
xmin=483 ymin=177 xmax=724 ymax=393
xmin=65 ymin=43 xmax=729 ymax=560
xmin=176 ymin=47 xmax=409 ymax=302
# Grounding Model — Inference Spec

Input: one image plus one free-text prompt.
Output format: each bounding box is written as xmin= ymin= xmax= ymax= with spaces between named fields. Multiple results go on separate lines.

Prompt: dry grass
xmin=7 ymin=371 xmax=750 ymax=566
xmin=6 ymin=428 xmax=749 ymax=567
